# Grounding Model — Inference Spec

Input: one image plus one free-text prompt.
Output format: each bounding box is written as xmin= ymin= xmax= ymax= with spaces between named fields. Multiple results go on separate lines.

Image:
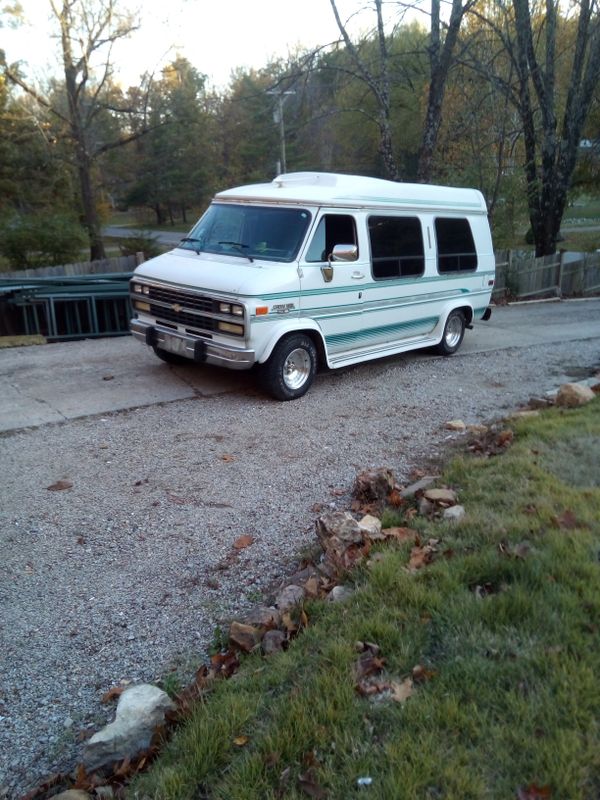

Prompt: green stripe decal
xmin=325 ymin=316 xmax=439 ymax=348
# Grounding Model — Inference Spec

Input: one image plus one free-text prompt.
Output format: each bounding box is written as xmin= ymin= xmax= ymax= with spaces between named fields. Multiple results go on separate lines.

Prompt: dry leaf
xmin=517 ymin=784 xmax=552 ymax=800
xmin=233 ymin=534 xmax=254 ymax=550
xmin=389 ymin=677 xmax=414 ymax=703
xmin=233 ymin=735 xmax=249 ymax=747
xmin=167 ymin=494 xmax=190 ymax=505
xmin=46 ymin=479 xmax=73 ymax=491
xmin=412 ymin=664 xmax=437 ymax=683
xmin=300 ymin=609 xmax=309 ymax=628
xmin=221 ymin=453 xmax=236 ymax=463
xmin=554 ymin=510 xmax=581 ymax=530
xmin=382 ymin=526 xmax=418 ymax=543
xmin=101 ymin=686 xmax=125 ymax=704
xmin=298 ymin=768 xmax=327 ymax=799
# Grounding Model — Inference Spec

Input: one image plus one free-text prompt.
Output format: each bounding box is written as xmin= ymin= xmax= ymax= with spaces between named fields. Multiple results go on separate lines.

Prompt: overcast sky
xmin=2 ymin=0 xmax=404 ymax=90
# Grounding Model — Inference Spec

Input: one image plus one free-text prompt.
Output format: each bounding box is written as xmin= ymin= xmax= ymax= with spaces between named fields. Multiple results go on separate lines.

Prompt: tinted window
xmin=305 ymin=214 xmax=357 ymax=262
xmin=368 ymin=216 xmax=424 ymax=280
xmin=435 ymin=218 xmax=477 ymax=272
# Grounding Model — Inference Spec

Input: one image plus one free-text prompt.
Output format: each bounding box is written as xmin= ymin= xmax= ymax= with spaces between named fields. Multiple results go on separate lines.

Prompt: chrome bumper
xmin=130 ymin=319 xmax=256 ymax=370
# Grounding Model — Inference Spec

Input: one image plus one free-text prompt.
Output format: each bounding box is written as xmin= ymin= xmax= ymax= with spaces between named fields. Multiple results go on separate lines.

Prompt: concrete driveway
xmin=1 ymin=298 xmax=599 ymax=434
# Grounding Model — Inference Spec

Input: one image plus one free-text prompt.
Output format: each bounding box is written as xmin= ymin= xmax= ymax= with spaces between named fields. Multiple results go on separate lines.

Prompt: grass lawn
xmin=129 ymin=398 xmax=600 ymax=800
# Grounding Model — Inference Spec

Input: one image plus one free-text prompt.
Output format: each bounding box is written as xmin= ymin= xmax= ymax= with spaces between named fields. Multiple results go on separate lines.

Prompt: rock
xmin=316 ymin=511 xmax=363 ymax=545
xmin=327 ymin=585 xmax=354 ymax=603
xmin=53 ymin=792 xmax=92 ymax=800
xmin=509 ymin=410 xmax=540 ymax=420
xmin=400 ymin=475 xmax=439 ymax=498
xmin=358 ymin=514 xmax=382 ymax=537
xmin=423 ymin=488 xmax=457 ymax=505
xmin=83 ymin=684 xmax=175 ymax=772
xmin=418 ymin=497 xmax=435 ymax=516
xmin=556 ymin=382 xmax=595 ymax=408
xmin=353 ymin=468 xmax=395 ymax=503
xmin=443 ymin=505 xmax=466 ymax=522
xmin=262 ymin=630 xmax=287 ymax=655
xmin=242 ymin=606 xmax=281 ymax=631
xmin=274 ymin=584 xmax=305 ymax=612
xmin=445 ymin=420 xmax=466 ymax=431
xmin=528 ymin=396 xmax=553 ymax=409
xmin=229 ymin=621 xmax=263 ymax=652
xmin=466 ymin=424 xmax=489 ymax=434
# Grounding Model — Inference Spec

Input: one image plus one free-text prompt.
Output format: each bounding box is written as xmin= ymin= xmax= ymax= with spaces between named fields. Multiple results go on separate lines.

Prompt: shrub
xmin=118 ymin=233 xmax=163 ymax=260
xmin=0 ymin=213 xmax=88 ymax=269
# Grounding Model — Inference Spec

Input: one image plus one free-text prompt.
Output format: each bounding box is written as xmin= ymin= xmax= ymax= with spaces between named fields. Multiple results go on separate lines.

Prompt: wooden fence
xmin=494 ymin=250 xmax=600 ymax=301
xmin=0 ymin=252 xmax=143 ymax=279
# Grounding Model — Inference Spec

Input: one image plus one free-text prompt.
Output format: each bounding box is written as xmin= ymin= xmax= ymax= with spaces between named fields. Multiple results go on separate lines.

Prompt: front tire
xmin=436 ymin=310 xmax=465 ymax=356
xmin=152 ymin=345 xmax=189 ymax=365
xmin=260 ymin=334 xmax=317 ymax=400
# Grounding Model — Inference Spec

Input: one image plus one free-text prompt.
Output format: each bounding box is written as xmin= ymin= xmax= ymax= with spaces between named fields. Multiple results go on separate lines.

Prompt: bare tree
xmin=329 ymin=0 xmax=400 ymax=178
xmin=417 ymin=0 xmax=476 ymax=182
xmin=2 ymin=0 xmax=147 ymax=259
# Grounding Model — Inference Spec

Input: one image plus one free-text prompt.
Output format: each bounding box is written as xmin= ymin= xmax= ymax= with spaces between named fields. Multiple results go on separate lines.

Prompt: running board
xmin=328 ymin=336 xmax=440 ymax=368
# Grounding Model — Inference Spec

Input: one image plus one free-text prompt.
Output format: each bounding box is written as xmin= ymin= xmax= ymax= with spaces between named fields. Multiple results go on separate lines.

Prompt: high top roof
xmin=215 ymin=172 xmax=487 ymax=214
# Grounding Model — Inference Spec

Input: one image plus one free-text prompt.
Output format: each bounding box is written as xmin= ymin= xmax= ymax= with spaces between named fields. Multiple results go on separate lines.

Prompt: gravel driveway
xmin=1 ymin=307 xmax=599 ymax=796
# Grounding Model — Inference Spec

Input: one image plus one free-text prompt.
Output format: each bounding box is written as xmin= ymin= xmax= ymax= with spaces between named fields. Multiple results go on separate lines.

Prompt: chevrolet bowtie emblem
xmin=171 ymin=303 xmax=182 ymax=313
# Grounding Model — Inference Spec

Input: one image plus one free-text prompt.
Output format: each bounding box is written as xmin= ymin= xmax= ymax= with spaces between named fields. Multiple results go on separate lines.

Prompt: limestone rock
xmin=443 ymin=505 xmax=466 ymax=522
xmin=400 ymin=475 xmax=438 ymax=498
xmin=358 ymin=514 xmax=382 ymax=538
xmin=423 ymin=488 xmax=457 ymax=505
xmin=509 ymin=410 xmax=540 ymax=420
xmin=275 ymin=584 xmax=305 ymax=612
xmin=466 ymin=424 xmax=489 ymax=434
xmin=262 ymin=630 xmax=287 ymax=655
xmin=556 ymin=382 xmax=595 ymax=408
xmin=83 ymin=684 xmax=175 ymax=772
xmin=242 ymin=606 xmax=281 ymax=631
xmin=418 ymin=497 xmax=435 ymax=516
xmin=327 ymin=585 xmax=354 ymax=603
xmin=229 ymin=621 xmax=263 ymax=652
xmin=53 ymin=792 xmax=92 ymax=800
xmin=316 ymin=511 xmax=363 ymax=545
xmin=353 ymin=468 xmax=395 ymax=503
xmin=445 ymin=420 xmax=466 ymax=432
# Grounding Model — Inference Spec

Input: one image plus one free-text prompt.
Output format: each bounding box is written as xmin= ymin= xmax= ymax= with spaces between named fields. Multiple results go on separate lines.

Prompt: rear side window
xmin=368 ymin=216 xmax=424 ymax=280
xmin=435 ymin=218 xmax=477 ymax=272
xmin=305 ymin=214 xmax=357 ymax=262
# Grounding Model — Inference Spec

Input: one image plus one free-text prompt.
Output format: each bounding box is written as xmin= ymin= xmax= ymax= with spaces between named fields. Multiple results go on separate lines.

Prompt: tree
xmin=2 ymin=0 xmax=149 ymax=259
xmin=479 ymin=0 xmax=600 ymax=256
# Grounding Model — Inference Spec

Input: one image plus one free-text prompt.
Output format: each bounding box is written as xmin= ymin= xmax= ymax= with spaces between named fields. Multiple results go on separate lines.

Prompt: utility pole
xmin=267 ymin=89 xmax=295 ymax=174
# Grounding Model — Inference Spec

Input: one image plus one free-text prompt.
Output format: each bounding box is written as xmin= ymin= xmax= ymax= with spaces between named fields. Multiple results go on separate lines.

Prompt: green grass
xmin=130 ymin=398 xmax=600 ymax=800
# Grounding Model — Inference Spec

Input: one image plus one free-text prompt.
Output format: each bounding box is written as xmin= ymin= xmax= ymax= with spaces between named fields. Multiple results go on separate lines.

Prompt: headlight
xmin=219 ymin=302 xmax=231 ymax=314
xmin=134 ymin=300 xmax=151 ymax=312
xmin=133 ymin=283 xmax=142 ymax=293
xmin=217 ymin=321 xmax=244 ymax=335
xmin=232 ymin=304 xmax=244 ymax=316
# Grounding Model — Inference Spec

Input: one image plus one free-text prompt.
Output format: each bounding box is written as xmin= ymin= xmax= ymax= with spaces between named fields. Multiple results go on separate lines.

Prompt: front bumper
xmin=130 ymin=319 xmax=256 ymax=370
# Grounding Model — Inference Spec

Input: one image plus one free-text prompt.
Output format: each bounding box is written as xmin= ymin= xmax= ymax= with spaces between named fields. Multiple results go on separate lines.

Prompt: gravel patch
xmin=1 ymin=339 xmax=599 ymax=795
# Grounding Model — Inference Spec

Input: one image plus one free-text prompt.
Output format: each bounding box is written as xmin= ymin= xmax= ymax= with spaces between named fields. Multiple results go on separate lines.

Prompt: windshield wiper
xmin=218 ymin=240 xmax=254 ymax=263
xmin=179 ymin=236 xmax=202 ymax=253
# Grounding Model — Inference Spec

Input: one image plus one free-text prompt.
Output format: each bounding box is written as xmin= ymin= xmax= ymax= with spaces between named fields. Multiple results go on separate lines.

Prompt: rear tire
xmin=152 ymin=345 xmax=189 ymax=365
xmin=436 ymin=310 xmax=465 ymax=356
xmin=260 ymin=334 xmax=317 ymax=400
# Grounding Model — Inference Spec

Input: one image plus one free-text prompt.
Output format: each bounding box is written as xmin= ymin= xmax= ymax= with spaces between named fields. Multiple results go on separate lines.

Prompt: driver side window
xmin=305 ymin=214 xmax=357 ymax=262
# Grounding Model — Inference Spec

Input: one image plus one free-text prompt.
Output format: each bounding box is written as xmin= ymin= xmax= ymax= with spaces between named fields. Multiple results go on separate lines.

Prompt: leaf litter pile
xmin=32 ymin=399 xmax=600 ymax=799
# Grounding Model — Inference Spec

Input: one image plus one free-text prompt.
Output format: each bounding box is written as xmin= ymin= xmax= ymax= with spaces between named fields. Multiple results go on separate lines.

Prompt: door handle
xmin=351 ymin=271 xmax=365 ymax=279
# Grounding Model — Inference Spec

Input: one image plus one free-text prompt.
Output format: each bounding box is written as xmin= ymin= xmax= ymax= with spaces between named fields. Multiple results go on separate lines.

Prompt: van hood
xmin=133 ymin=248 xmax=297 ymax=298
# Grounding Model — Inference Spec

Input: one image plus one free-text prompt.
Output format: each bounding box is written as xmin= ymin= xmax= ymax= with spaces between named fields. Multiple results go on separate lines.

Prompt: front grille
xmin=151 ymin=303 xmax=216 ymax=331
xmin=146 ymin=284 xmax=214 ymax=313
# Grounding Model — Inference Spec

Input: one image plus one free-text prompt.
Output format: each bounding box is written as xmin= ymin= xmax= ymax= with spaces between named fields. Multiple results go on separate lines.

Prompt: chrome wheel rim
xmin=444 ymin=315 xmax=463 ymax=349
xmin=283 ymin=348 xmax=311 ymax=390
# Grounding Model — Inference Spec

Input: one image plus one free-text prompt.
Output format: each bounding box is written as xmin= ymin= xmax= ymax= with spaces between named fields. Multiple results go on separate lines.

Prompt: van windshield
xmin=178 ymin=203 xmax=312 ymax=263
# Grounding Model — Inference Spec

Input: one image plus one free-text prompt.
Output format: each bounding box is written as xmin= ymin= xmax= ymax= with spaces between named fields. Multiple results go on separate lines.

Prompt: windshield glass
xmin=178 ymin=203 xmax=312 ymax=263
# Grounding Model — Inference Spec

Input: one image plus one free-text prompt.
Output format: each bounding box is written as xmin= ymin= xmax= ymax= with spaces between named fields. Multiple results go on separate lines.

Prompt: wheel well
xmin=455 ymin=305 xmax=473 ymax=326
xmin=271 ymin=329 xmax=326 ymax=369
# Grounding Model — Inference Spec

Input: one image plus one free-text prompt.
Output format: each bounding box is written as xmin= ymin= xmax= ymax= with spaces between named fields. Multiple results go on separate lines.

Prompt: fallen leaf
xmin=76 ymin=536 xmax=85 ymax=545
xmin=496 ymin=429 xmax=514 ymax=448
xmin=412 ymin=664 xmax=437 ymax=683
xmin=387 ymin=489 xmax=405 ymax=507
xmin=46 ymin=479 xmax=73 ymax=491
xmin=221 ymin=453 xmax=236 ymax=463
xmin=330 ymin=487 xmax=346 ymax=496
xmin=233 ymin=735 xmax=249 ymax=747
xmin=233 ymin=534 xmax=254 ymax=550
xmin=517 ymin=784 xmax=552 ymax=800
xmin=408 ymin=543 xmax=436 ymax=571
xmin=382 ymin=526 xmax=418 ymax=543
xmin=389 ymin=677 xmax=414 ymax=703
xmin=167 ymin=494 xmax=190 ymax=505
xmin=300 ymin=609 xmax=309 ymax=628
xmin=298 ymin=768 xmax=327 ymax=799
xmin=101 ymin=686 xmax=125 ymax=704
xmin=554 ymin=510 xmax=582 ymax=530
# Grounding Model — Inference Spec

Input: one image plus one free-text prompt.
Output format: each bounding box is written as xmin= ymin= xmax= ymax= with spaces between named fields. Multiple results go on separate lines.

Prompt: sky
xmin=1 ymin=0 xmax=393 ymax=90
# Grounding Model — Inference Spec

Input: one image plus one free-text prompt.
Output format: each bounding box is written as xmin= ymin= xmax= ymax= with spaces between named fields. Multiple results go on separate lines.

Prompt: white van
xmin=130 ymin=172 xmax=494 ymax=400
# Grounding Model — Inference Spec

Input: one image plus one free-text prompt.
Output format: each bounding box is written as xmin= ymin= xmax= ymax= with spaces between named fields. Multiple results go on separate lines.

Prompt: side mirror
xmin=330 ymin=244 xmax=358 ymax=262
